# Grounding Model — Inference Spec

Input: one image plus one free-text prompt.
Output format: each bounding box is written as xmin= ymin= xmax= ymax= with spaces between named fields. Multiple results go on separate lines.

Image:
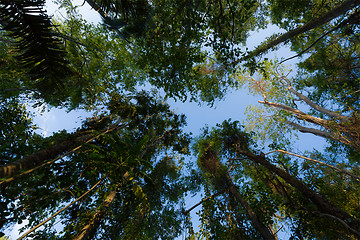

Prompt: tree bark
xmin=73 ymin=190 xmax=117 ymax=240
xmin=280 ymin=77 xmax=350 ymax=122
xmin=0 ymin=133 xmax=92 ymax=179
xmin=285 ymin=120 xmax=333 ymax=139
xmin=18 ymin=175 xmax=108 ymax=240
xmin=237 ymin=149 xmax=360 ymax=237
xmin=259 ymin=100 xmax=329 ymax=126
xmin=259 ymin=100 xmax=359 ymax=149
xmin=233 ymin=0 xmax=359 ymax=63
xmin=266 ymin=149 xmax=360 ymax=181
xmin=0 ymin=120 xmax=128 ymax=179
xmin=226 ymin=176 xmax=276 ymax=240
xmin=74 ymin=172 xmax=130 ymax=240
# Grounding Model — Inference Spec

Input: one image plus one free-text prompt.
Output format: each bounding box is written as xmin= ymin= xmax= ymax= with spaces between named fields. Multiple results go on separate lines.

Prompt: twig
xmin=279 ymin=10 xmax=360 ymax=64
xmin=316 ymin=212 xmax=360 ymax=238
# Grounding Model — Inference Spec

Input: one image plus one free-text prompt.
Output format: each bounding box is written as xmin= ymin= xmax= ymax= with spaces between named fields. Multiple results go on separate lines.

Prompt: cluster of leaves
xmin=0 ymin=0 xmax=70 ymax=95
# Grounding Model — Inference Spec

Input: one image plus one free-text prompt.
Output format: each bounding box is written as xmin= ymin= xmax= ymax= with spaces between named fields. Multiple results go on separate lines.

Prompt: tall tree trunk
xmin=237 ymin=149 xmax=360 ymax=237
xmin=225 ymin=175 xmax=276 ymax=240
xmin=0 ymin=120 xmax=128 ymax=179
xmin=259 ymin=100 xmax=360 ymax=149
xmin=74 ymin=172 xmax=130 ymax=240
xmin=199 ymin=147 xmax=276 ymax=239
xmin=0 ymin=133 xmax=91 ymax=179
xmin=280 ymin=77 xmax=350 ymax=122
xmin=234 ymin=0 xmax=359 ymax=63
xmin=73 ymin=190 xmax=117 ymax=240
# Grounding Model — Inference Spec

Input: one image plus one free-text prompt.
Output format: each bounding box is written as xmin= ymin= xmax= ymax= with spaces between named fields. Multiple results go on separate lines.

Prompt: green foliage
xmin=1 ymin=92 xmax=192 ymax=239
xmin=0 ymin=0 xmax=70 ymax=93
xmin=193 ymin=120 xmax=360 ymax=239
xmin=0 ymin=98 xmax=42 ymax=165
xmin=1 ymin=0 xmax=360 ymax=239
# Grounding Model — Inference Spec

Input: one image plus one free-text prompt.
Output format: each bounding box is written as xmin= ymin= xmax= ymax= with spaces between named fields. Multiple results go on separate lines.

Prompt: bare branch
xmin=259 ymin=100 xmax=328 ymax=125
xmin=285 ymin=120 xmax=332 ymax=139
xmin=317 ymin=212 xmax=360 ymax=237
xmin=232 ymin=0 xmax=359 ymax=63
xmin=266 ymin=149 xmax=360 ymax=182
xmin=0 ymin=120 xmax=129 ymax=183
xmin=279 ymin=76 xmax=349 ymax=122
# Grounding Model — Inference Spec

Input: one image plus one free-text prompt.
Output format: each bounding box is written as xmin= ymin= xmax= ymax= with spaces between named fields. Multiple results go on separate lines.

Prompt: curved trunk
xmin=74 ymin=172 xmax=130 ymax=240
xmin=238 ymin=149 xmax=360 ymax=237
xmin=0 ymin=120 xmax=128 ymax=180
xmin=73 ymin=189 xmax=117 ymax=240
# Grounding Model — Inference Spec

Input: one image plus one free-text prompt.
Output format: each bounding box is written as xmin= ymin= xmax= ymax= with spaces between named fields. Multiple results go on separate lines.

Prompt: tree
xmin=1 ymin=0 xmax=360 ymax=238
xmin=193 ymin=120 xmax=360 ymax=239
xmin=1 ymin=91 xmax=192 ymax=239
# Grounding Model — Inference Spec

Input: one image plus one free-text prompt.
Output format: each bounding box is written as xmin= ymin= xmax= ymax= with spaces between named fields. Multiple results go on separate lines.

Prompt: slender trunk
xmin=0 ymin=87 xmax=32 ymax=92
xmin=259 ymin=100 xmax=328 ymax=125
xmin=285 ymin=120 xmax=333 ymax=139
xmin=226 ymin=175 xmax=276 ymax=240
xmin=267 ymin=149 xmax=360 ymax=181
xmin=237 ymin=149 xmax=360 ymax=237
xmin=0 ymin=120 xmax=128 ymax=179
xmin=74 ymin=172 xmax=130 ymax=240
xmin=73 ymin=190 xmax=117 ymax=240
xmin=239 ymin=0 xmax=359 ymax=61
xmin=260 ymin=101 xmax=358 ymax=149
xmin=0 ymin=133 xmax=92 ymax=179
xmin=200 ymin=148 xmax=276 ymax=239
xmin=18 ymin=175 xmax=108 ymax=240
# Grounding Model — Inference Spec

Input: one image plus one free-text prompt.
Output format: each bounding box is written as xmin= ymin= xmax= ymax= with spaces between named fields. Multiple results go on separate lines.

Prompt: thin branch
xmin=0 ymin=87 xmax=33 ymax=92
xmin=259 ymin=100 xmax=329 ymax=125
xmin=279 ymin=76 xmax=349 ymax=122
xmin=316 ymin=212 xmax=360 ymax=238
xmin=55 ymin=33 xmax=116 ymax=61
xmin=183 ymin=190 xmax=225 ymax=215
xmin=279 ymin=10 xmax=360 ymax=65
xmin=231 ymin=0 xmax=359 ymax=64
xmin=18 ymin=173 xmax=109 ymax=240
xmin=285 ymin=120 xmax=332 ymax=139
xmin=334 ymin=89 xmax=360 ymax=99
xmin=266 ymin=149 xmax=360 ymax=182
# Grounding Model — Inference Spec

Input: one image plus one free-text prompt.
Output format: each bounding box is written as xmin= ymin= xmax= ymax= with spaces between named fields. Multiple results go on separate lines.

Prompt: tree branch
xmin=233 ymin=0 xmax=360 ymax=63
xmin=18 ymin=174 xmax=109 ymax=240
xmin=0 ymin=119 xmax=129 ymax=182
xmin=285 ymin=120 xmax=332 ymax=139
xmin=183 ymin=190 xmax=225 ymax=215
xmin=259 ymin=100 xmax=328 ymax=125
xmin=266 ymin=149 xmax=360 ymax=182
xmin=316 ymin=212 xmax=360 ymax=238
xmin=279 ymin=76 xmax=349 ymax=122
xmin=279 ymin=10 xmax=360 ymax=64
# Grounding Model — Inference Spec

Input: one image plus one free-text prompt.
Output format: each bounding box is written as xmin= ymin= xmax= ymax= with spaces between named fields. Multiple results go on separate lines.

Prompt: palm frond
xmin=0 ymin=0 xmax=70 ymax=92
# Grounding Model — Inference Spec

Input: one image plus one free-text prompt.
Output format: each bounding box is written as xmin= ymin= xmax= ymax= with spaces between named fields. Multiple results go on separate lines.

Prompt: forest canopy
xmin=0 ymin=0 xmax=359 ymax=239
